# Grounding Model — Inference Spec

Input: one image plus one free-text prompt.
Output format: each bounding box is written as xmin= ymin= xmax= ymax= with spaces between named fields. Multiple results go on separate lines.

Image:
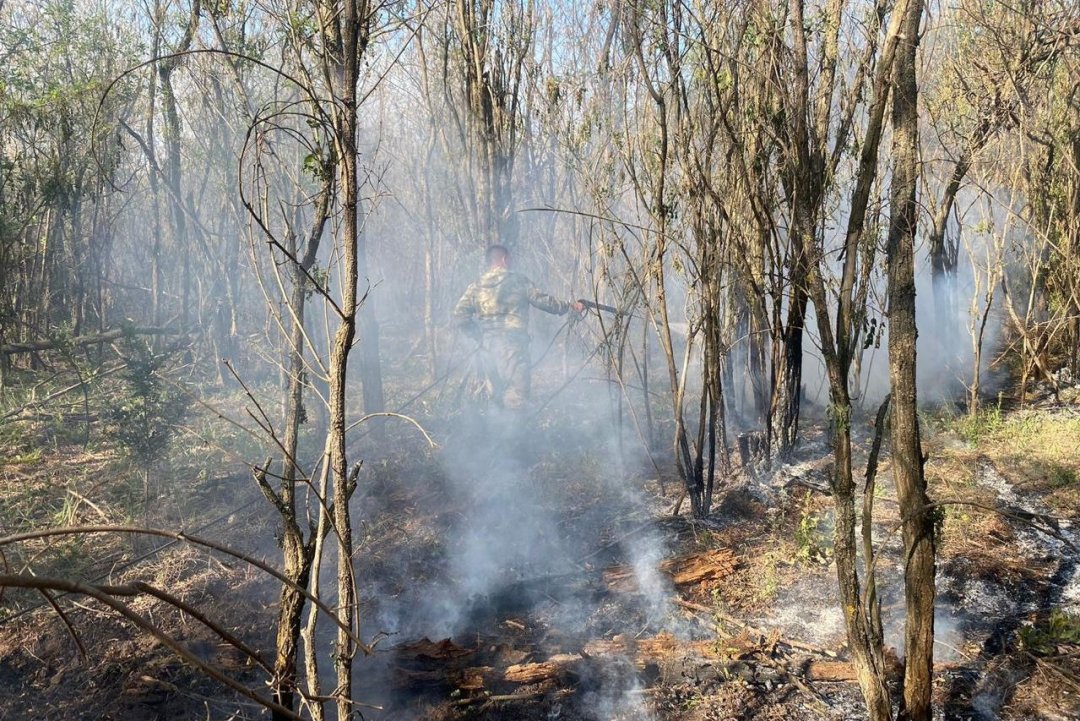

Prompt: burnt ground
xmin=2 ymin=372 xmax=1080 ymax=721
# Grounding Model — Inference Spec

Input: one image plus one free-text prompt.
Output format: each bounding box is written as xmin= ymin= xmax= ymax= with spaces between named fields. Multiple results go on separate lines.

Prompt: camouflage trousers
xmin=477 ymin=330 xmax=531 ymax=410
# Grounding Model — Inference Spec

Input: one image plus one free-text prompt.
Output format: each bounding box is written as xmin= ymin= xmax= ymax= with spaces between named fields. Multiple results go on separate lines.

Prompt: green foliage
xmin=8 ymin=447 xmax=43 ymax=465
xmin=827 ymin=402 xmax=852 ymax=433
xmin=754 ymin=551 xmax=782 ymax=603
xmin=794 ymin=492 xmax=832 ymax=565
xmin=952 ymin=396 xmax=1005 ymax=444
xmin=104 ymin=342 xmax=189 ymax=471
xmin=1019 ymin=609 xmax=1080 ymax=655
xmin=1048 ymin=465 xmax=1078 ymax=488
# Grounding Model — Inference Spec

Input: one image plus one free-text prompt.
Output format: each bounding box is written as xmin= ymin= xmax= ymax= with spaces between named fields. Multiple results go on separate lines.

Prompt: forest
xmin=1 ymin=0 xmax=1079 ymax=719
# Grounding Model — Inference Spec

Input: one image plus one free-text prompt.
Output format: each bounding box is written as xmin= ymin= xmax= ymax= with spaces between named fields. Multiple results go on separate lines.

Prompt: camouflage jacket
xmin=453 ymin=268 xmax=571 ymax=335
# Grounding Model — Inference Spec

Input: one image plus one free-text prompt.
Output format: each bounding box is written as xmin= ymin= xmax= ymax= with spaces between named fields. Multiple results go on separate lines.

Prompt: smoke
xmin=389 ymin=371 xmax=679 ymax=636
xmin=788 ymin=200 xmax=1012 ymax=415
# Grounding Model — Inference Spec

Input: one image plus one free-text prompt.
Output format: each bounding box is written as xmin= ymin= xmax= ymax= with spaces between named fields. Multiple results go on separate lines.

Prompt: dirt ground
xmin=2 ymin=373 xmax=1080 ymax=721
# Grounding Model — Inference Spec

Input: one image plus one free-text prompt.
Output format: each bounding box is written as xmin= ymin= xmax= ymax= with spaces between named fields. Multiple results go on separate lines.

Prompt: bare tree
xmin=885 ymin=2 xmax=935 ymax=718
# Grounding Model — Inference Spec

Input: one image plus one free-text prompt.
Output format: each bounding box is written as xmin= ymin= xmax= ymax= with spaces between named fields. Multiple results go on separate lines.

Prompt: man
xmin=454 ymin=245 xmax=584 ymax=409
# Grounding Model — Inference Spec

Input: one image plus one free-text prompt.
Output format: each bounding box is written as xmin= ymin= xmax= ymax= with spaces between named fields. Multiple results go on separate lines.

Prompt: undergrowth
xmin=950 ymin=397 xmax=1005 ymax=444
xmin=1019 ymin=609 xmax=1080 ymax=655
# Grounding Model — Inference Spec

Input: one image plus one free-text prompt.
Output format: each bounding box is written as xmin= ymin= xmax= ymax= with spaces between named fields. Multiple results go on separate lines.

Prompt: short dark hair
xmin=486 ymin=244 xmax=510 ymax=266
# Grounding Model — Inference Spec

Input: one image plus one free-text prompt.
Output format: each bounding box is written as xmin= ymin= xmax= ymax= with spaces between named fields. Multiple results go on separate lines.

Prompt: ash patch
xmin=756 ymin=573 xmax=846 ymax=648
xmin=937 ymin=573 xmax=1017 ymax=618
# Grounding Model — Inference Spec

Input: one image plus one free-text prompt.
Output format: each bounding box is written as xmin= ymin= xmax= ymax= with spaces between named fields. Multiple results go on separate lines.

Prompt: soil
xmin=2 ymin=374 xmax=1080 ymax=720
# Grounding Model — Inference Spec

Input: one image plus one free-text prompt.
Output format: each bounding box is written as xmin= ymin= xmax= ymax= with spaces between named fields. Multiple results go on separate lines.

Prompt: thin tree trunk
xmin=831 ymin=416 xmax=893 ymax=720
xmin=888 ymin=2 xmax=935 ymax=718
xmin=271 ymin=173 xmax=331 ymax=713
xmin=773 ymin=282 xmax=807 ymax=455
xmin=329 ymin=2 xmax=365 ymax=715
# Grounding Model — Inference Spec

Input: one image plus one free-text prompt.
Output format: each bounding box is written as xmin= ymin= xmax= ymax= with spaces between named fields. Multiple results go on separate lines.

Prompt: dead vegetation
xmin=2 ymin=372 xmax=1080 ymax=720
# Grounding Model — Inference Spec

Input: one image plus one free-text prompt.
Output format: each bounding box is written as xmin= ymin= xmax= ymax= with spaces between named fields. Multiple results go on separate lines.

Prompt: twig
xmin=578 ymin=521 xmax=656 ymax=564
xmin=224 ymin=360 xmax=293 ymax=466
xmin=1028 ymin=651 xmax=1080 ymax=694
xmin=0 ymin=525 xmax=371 ymax=655
xmin=0 ymin=573 xmax=304 ymax=721
xmin=755 ymin=653 xmax=829 ymax=712
xmin=344 ymin=411 xmax=437 ymax=447
xmin=130 ymin=581 xmax=273 ymax=676
xmin=65 ymin=487 xmax=111 ymax=524
xmin=37 ymin=588 xmax=88 ymax=659
xmin=674 ymin=598 xmax=838 ymax=657
xmin=452 ymin=690 xmax=547 ymax=707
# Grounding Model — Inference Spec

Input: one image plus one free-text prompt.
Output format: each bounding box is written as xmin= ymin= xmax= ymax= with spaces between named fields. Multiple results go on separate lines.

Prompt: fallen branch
xmin=1 ymin=327 xmax=182 ymax=355
xmin=1027 ymin=652 xmax=1080 ymax=694
xmin=0 ymin=525 xmax=370 ymax=654
xmin=452 ymin=690 xmax=548 ymax=707
xmin=0 ymin=362 xmax=127 ymax=422
xmin=0 ymin=573 xmax=303 ymax=721
xmin=673 ymin=598 xmax=838 ymax=657
xmin=756 ymin=653 xmax=829 ymax=711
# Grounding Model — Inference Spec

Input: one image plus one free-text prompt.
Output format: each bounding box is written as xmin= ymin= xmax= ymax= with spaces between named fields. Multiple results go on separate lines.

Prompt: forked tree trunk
xmin=830 ymin=410 xmax=893 ymax=720
xmin=269 ymin=175 xmax=332 ymax=717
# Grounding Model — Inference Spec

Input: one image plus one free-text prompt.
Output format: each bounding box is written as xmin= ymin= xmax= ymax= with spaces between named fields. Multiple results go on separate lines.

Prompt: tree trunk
xmin=329 ymin=2 xmax=365 ymax=716
xmin=831 ymin=413 xmax=893 ymax=721
xmin=159 ymin=66 xmax=189 ymax=328
xmin=272 ymin=527 xmax=313 ymax=719
xmin=772 ymin=282 xmax=807 ymax=456
xmin=888 ymin=2 xmax=935 ymax=718
xmin=270 ymin=178 xmax=330 ymax=714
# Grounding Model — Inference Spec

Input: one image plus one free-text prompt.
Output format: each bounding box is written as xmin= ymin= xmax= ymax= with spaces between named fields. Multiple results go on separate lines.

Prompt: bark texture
xmin=887 ymin=1 xmax=936 ymax=719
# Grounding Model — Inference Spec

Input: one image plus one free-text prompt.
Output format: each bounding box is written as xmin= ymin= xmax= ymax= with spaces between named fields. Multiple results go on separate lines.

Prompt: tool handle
xmin=577 ymin=299 xmax=620 ymax=315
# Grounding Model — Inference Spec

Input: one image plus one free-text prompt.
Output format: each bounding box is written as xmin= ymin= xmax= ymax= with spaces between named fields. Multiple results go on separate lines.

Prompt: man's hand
xmin=572 ymin=300 xmax=586 ymax=314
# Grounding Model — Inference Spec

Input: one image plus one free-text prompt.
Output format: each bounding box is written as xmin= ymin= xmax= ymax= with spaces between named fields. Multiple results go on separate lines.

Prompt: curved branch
xmin=0 ymin=573 xmax=302 ymax=721
xmin=0 ymin=526 xmax=371 ymax=655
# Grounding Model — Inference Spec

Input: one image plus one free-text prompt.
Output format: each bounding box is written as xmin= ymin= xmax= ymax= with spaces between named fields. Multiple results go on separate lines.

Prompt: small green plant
xmin=755 ymin=551 xmax=782 ymax=603
xmin=953 ymin=395 xmax=1005 ymax=444
xmin=794 ymin=491 xmax=833 ymax=564
xmin=9 ymin=448 xmax=42 ymax=465
xmin=1019 ymin=609 xmax=1080 ymax=655
xmin=1048 ymin=465 xmax=1078 ymax=488
xmin=104 ymin=341 xmax=190 ymax=504
xmin=52 ymin=490 xmax=80 ymax=526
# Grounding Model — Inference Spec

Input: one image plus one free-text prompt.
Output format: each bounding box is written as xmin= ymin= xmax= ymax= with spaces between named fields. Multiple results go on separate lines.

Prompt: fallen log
xmin=582 ymin=632 xmax=749 ymax=667
xmin=803 ymin=657 xmax=965 ymax=682
xmin=453 ymin=667 xmax=492 ymax=691
xmin=503 ymin=654 xmax=581 ymax=684
xmin=804 ymin=659 xmax=866 ymax=682
xmin=604 ymin=548 xmax=738 ymax=591
xmin=1 ymin=327 xmax=181 ymax=356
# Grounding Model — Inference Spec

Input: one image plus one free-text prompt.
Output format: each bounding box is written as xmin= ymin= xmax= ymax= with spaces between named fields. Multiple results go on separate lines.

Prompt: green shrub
xmin=1019 ymin=609 xmax=1080 ymax=655
xmin=104 ymin=341 xmax=189 ymax=481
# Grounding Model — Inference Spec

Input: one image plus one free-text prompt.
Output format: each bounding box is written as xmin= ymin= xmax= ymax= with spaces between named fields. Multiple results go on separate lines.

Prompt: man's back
xmin=454 ymin=267 xmax=568 ymax=335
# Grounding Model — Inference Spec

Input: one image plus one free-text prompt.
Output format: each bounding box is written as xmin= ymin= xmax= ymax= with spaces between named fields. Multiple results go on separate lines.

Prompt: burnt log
xmin=603 ymin=548 xmax=738 ymax=592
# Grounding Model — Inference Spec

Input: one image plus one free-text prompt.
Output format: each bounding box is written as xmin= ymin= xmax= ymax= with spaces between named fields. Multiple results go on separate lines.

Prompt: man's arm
xmin=527 ymin=284 xmax=580 ymax=315
xmin=453 ymin=284 xmax=482 ymax=338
